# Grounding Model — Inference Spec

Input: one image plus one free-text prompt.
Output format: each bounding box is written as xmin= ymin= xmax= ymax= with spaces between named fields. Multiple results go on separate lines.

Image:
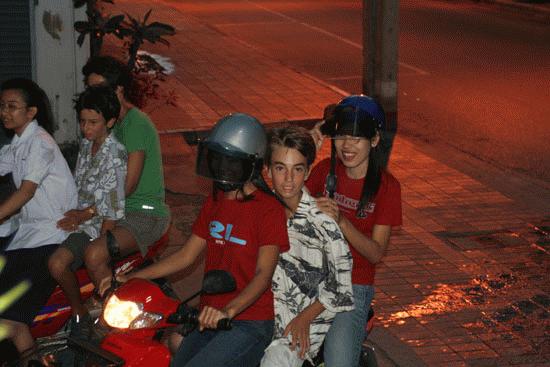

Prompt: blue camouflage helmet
xmin=322 ymin=94 xmax=385 ymax=138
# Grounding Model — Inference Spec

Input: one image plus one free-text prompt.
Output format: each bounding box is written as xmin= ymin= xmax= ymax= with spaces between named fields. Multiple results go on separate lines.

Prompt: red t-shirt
xmin=306 ymin=158 xmax=402 ymax=285
xmin=192 ymin=189 xmax=290 ymax=320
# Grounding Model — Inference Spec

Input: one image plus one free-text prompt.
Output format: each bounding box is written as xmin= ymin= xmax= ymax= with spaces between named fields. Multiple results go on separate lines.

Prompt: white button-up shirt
xmin=0 ymin=120 xmax=77 ymax=250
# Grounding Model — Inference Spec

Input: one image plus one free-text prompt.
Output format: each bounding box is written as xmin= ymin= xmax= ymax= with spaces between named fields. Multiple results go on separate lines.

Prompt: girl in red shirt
xmin=103 ymin=113 xmax=289 ymax=367
xmin=307 ymin=95 xmax=402 ymax=367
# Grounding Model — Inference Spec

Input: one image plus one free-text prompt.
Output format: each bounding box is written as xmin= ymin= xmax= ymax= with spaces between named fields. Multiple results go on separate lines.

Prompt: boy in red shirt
xmin=102 ymin=113 xmax=289 ymax=367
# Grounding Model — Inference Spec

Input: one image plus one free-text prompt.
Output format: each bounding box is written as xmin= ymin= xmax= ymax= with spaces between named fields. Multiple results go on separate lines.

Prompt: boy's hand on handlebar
xmin=283 ymin=314 xmax=312 ymax=359
xmin=314 ymin=197 xmax=341 ymax=224
xmin=198 ymin=306 xmax=230 ymax=331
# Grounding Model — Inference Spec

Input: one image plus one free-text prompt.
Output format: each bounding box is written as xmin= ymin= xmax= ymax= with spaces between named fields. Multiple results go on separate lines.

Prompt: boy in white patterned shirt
xmin=48 ymin=86 xmax=127 ymax=337
xmin=261 ymin=126 xmax=354 ymax=367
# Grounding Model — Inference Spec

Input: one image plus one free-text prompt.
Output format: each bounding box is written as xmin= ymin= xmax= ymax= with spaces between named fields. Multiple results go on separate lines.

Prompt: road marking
xmin=326 ymin=76 xmax=362 ymax=81
xmin=399 ymin=62 xmax=430 ymax=76
xmin=246 ymin=0 xmax=430 ymax=76
xmin=215 ymin=20 xmax=287 ymax=27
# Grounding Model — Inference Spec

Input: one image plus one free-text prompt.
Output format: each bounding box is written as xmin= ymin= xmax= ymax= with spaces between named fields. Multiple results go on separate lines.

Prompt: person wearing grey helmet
xmin=100 ymin=113 xmax=290 ymax=367
xmin=308 ymin=95 xmax=402 ymax=367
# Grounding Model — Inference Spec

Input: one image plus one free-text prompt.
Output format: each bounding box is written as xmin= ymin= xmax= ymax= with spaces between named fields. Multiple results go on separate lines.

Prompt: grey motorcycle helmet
xmin=196 ymin=113 xmax=267 ymax=187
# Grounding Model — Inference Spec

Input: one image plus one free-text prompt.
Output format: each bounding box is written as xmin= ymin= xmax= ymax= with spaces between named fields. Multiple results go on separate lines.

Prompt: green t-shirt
xmin=113 ymin=108 xmax=169 ymax=217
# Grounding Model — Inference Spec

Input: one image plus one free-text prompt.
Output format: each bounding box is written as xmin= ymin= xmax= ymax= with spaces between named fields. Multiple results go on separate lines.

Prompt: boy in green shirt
xmin=81 ymin=56 xmax=170 ymax=295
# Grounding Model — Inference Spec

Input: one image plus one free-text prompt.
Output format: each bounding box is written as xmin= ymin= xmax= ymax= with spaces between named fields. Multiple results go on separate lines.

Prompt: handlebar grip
xmin=216 ymin=318 xmax=232 ymax=330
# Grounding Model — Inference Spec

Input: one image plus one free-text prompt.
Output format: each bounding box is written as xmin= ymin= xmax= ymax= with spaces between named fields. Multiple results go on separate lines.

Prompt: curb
xmin=158 ymin=118 xmax=321 ymax=137
xmin=475 ymin=0 xmax=550 ymax=22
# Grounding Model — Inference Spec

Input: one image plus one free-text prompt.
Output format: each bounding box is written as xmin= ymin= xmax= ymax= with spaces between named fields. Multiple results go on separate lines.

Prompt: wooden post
xmin=362 ymin=0 xmax=399 ymax=163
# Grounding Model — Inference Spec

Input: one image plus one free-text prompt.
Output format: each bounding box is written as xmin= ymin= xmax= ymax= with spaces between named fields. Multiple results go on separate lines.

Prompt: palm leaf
xmin=74 ymin=20 xmax=93 ymax=33
xmin=76 ymin=32 xmax=87 ymax=46
xmin=143 ymin=9 xmax=152 ymax=24
xmin=147 ymin=22 xmax=175 ymax=35
xmin=104 ymin=14 xmax=125 ymax=31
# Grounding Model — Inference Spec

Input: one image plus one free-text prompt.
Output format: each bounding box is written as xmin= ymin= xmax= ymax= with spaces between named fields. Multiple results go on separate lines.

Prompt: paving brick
xmin=414 ymin=344 xmax=453 ymax=355
xmin=404 ymin=338 xmax=446 ymax=347
xmin=419 ymin=351 xmax=464 ymax=364
xmin=459 ymin=349 xmax=499 ymax=359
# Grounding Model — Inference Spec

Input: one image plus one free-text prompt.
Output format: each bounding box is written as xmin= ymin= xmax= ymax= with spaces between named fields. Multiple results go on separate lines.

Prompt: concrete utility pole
xmin=362 ymin=0 xmax=399 ymax=140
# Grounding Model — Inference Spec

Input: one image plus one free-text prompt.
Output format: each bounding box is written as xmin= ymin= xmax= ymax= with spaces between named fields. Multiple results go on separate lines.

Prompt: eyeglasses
xmin=0 ymin=103 xmax=27 ymax=113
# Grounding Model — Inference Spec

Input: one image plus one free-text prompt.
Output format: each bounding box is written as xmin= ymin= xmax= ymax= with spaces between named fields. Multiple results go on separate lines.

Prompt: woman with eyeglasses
xmin=0 ymin=78 xmax=77 ymax=362
xmin=307 ymin=95 xmax=402 ymax=367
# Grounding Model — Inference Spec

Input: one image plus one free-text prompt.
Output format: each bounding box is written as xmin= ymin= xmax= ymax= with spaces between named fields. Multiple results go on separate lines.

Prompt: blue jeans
xmin=170 ymin=319 xmax=274 ymax=367
xmin=323 ymin=284 xmax=374 ymax=367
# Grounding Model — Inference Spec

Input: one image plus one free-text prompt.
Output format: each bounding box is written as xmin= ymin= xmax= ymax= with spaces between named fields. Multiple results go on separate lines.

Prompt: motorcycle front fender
xmin=101 ymin=333 xmax=171 ymax=367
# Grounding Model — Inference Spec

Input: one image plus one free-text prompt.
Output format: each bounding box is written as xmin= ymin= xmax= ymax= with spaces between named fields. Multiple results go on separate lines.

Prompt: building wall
xmin=33 ymin=0 xmax=88 ymax=145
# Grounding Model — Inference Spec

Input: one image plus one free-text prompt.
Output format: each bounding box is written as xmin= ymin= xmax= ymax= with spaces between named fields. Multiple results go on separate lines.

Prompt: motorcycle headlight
xmin=103 ymin=295 xmax=162 ymax=329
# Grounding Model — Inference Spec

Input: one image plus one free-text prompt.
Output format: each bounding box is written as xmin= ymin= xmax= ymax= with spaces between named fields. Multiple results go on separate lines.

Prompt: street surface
xmin=164 ymin=0 xmax=550 ymax=183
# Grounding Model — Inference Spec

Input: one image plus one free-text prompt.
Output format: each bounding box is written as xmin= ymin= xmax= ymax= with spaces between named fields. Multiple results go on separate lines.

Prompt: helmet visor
xmin=196 ymin=141 xmax=256 ymax=184
xmin=322 ymin=105 xmax=379 ymax=139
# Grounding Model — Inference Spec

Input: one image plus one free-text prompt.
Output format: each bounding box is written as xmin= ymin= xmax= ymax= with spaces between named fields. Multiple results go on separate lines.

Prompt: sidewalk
xmin=111 ymin=1 xmax=549 ymax=365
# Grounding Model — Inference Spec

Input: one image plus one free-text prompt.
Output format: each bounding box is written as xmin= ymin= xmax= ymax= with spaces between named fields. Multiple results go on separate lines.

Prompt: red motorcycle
xmin=69 ymin=270 xmax=376 ymax=367
xmin=63 ymin=269 xmax=236 ymax=366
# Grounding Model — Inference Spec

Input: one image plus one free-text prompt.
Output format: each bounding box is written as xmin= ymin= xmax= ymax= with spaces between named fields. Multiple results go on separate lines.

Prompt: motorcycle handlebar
xmin=216 ymin=318 xmax=232 ymax=330
xmin=168 ymin=305 xmax=232 ymax=332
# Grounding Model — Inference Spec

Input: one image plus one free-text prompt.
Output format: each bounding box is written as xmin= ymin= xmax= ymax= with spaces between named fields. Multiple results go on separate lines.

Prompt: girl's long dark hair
xmin=1 ymin=78 xmax=54 ymax=134
xmin=357 ymin=138 xmax=385 ymax=215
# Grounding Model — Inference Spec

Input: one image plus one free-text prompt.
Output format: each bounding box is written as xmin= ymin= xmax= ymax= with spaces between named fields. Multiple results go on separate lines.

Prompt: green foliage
xmin=122 ymin=9 xmax=176 ymax=69
xmin=73 ymin=0 xmax=176 ymax=107
xmin=73 ymin=0 xmax=126 ymax=57
xmin=75 ymin=13 xmax=125 ymax=47
xmin=73 ymin=1 xmax=175 ymax=69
